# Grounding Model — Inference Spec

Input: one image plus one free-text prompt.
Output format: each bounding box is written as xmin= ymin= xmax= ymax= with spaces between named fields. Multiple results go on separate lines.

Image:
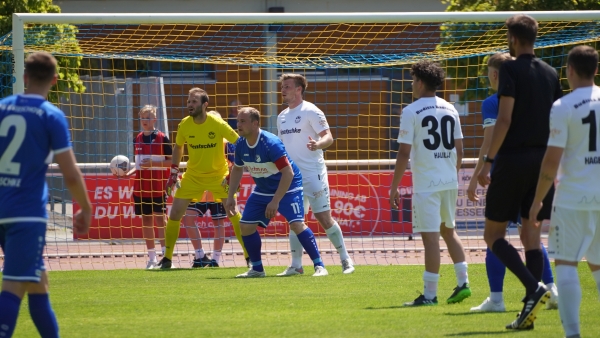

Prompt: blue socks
xmin=0 ymin=291 xmax=21 ymax=338
xmin=29 ymin=293 xmax=59 ymax=338
xmin=242 ymin=231 xmax=264 ymax=272
xmin=296 ymin=228 xmax=324 ymax=268
xmin=541 ymin=243 xmax=554 ymax=285
xmin=486 ymin=247 xmax=506 ymax=292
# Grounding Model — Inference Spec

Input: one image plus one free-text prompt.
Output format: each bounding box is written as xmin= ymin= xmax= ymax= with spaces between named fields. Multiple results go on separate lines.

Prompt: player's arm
xmin=467 ymin=126 xmax=493 ymax=201
xmin=265 ymin=156 xmax=294 ymax=219
xmin=54 ymin=149 xmax=92 ymax=235
xmin=315 ymin=129 xmax=334 ymax=149
xmin=455 ymin=138 xmax=463 ymax=172
xmin=166 ymin=133 xmax=185 ymax=195
xmin=390 ymin=109 xmax=414 ymax=209
xmin=307 ymin=110 xmax=333 ymax=150
xmin=486 ymin=96 xmax=513 ymax=160
xmin=125 ymin=139 xmax=136 ymax=176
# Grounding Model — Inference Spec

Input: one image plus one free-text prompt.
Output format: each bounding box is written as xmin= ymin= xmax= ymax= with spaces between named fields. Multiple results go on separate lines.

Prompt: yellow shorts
xmin=175 ymin=173 xmax=229 ymax=201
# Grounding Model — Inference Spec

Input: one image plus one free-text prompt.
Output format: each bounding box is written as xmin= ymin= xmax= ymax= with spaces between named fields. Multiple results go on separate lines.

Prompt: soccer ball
xmin=110 ymin=155 xmax=129 ymax=176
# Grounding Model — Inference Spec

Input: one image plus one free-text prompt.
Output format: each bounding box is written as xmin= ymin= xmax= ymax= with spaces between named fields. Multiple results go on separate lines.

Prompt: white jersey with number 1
xmin=397 ymin=96 xmax=463 ymax=193
xmin=548 ymin=85 xmax=600 ymax=210
xmin=277 ymin=101 xmax=329 ymax=174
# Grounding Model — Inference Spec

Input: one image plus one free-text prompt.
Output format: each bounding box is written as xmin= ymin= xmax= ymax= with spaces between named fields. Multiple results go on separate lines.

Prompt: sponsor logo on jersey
xmin=189 ymin=143 xmax=217 ymax=149
xmin=255 ymin=155 xmax=261 ymax=162
xmin=280 ymin=128 xmax=302 ymax=135
xmin=398 ymin=129 xmax=409 ymax=138
xmin=295 ymin=116 xmax=302 ymax=123
xmin=189 ymin=135 xmax=195 ymax=138
xmin=208 ymin=131 xmax=215 ymax=139
xmin=245 ymin=166 xmax=269 ymax=175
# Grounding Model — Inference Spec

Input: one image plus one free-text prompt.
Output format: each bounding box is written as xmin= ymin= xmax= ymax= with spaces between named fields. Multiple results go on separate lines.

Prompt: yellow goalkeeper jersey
xmin=176 ymin=114 xmax=239 ymax=178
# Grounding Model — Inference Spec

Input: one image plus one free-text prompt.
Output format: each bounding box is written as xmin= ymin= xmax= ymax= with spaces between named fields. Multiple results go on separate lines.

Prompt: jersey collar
xmin=246 ymin=129 xmax=262 ymax=149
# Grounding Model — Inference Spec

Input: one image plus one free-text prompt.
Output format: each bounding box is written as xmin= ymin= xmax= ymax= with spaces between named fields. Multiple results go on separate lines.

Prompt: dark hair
xmin=188 ymin=87 xmax=209 ymax=104
xmin=505 ymin=14 xmax=538 ymax=46
xmin=24 ymin=52 xmax=57 ymax=83
xmin=279 ymin=73 xmax=307 ymax=94
xmin=410 ymin=61 xmax=445 ymax=91
xmin=567 ymin=45 xmax=598 ymax=80
xmin=487 ymin=52 xmax=513 ymax=70
xmin=239 ymin=107 xmax=261 ymax=124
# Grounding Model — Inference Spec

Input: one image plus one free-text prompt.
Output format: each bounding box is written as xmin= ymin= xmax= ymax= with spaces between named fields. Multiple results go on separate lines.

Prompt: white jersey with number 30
xmin=548 ymin=86 xmax=600 ymax=210
xmin=397 ymin=96 xmax=463 ymax=193
xmin=277 ymin=101 xmax=329 ymax=174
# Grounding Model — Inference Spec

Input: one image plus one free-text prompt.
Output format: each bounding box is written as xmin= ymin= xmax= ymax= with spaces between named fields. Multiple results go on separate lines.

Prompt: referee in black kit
xmin=476 ymin=14 xmax=563 ymax=330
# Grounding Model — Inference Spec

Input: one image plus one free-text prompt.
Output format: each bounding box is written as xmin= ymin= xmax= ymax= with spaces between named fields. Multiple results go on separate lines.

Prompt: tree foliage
xmin=0 ymin=0 xmax=84 ymax=102
xmin=440 ymin=0 xmax=600 ymax=101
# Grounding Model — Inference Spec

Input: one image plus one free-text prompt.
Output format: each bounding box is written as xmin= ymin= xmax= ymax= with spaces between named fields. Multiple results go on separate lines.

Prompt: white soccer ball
xmin=110 ymin=155 xmax=129 ymax=176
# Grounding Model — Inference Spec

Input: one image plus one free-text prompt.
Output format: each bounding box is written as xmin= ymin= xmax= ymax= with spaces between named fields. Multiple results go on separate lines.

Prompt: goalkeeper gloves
xmin=166 ymin=165 xmax=180 ymax=196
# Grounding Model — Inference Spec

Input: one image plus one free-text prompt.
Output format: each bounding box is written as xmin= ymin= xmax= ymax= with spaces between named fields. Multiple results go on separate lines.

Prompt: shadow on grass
xmin=364 ymin=305 xmax=408 ymax=310
xmin=443 ymin=311 xmax=492 ymax=316
xmin=444 ymin=331 xmax=514 ymax=336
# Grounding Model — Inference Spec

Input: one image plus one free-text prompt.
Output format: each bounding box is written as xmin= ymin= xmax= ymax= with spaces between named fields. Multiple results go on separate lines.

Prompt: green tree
xmin=0 ymin=0 xmax=85 ymax=102
xmin=439 ymin=0 xmax=600 ymax=101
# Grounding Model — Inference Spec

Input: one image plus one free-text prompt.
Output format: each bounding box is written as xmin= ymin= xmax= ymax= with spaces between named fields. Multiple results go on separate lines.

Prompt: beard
xmin=190 ymin=107 xmax=203 ymax=117
xmin=508 ymin=39 xmax=515 ymax=57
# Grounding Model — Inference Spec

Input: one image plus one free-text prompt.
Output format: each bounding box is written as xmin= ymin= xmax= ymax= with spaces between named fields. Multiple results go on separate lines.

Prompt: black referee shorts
xmin=485 ymin=148 xmax=554 ymax=222
xmin=133 ymin=195 xmax=167 ymax=216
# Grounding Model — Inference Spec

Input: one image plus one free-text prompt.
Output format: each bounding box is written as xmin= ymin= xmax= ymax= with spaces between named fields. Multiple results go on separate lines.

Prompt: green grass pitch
xmin=8 ymin=264 xmax=599 ymax=337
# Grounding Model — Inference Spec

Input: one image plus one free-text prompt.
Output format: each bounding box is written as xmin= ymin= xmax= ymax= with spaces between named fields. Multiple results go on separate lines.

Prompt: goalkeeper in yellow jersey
xmin=158 ymin=87 xmax=247 ymax=269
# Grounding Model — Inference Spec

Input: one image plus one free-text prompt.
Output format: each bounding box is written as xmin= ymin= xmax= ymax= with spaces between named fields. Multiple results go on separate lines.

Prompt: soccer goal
xmin=5 ymin=11 xmax=600 ymax=270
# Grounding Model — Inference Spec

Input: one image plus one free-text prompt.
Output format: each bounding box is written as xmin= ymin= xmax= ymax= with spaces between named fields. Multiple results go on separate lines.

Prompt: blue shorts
xmin=0 ymin=222 xmax=47 ymax=282
xmin=241 ymin=190 xmax=305 ymax=227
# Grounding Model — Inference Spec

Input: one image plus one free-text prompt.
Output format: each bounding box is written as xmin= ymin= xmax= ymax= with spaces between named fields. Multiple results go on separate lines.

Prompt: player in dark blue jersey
xmin=0 ymin=52 xmax=91 ymax=338
xmin=225 ymin=107 xmax=328 ymax=277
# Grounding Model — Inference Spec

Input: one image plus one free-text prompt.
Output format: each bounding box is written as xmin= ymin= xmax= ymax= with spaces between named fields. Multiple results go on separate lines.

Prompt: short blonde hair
xmin=207 ymin=110 xmax=223 ymax=120
xmin=139 ymin=104 xmax=157 ymax=118
xmin=487 ymin=53 xmax=513 ymax=70
xmin=279 ymin=73 xmax=307 ymax=94
xmin=239 ymin=107 xmax=261 ymax=124
xmin=188 ymin=87 xmax=209 ymax=104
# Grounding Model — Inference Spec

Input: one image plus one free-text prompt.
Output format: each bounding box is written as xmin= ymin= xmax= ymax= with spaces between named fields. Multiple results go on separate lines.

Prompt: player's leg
xmin=0 ymin=223 xmax=58 ymax=337
xmin=160 ymin=197 xmax=192 ymax=268
xmin=540 ymin=242 xmax=558 ymax=309
xmin=471 ymin=247 xmax=506 ymax=312
xmin=153 ymin=195 xmax=167 ymax=254
xmin=404 ymin=192 xmax=441 ymax=306
xmin=182 ymin=204 xmax=206 ymax=268
xmin=134 ymin=195 xmax=158 ymax=268
xmin=279 ymin=194 xmax=306 ymax=275
xmin=208 ymin=202 xmax=226 ymax=267
xmin=236 ymin=193 xmax=269 ymax=278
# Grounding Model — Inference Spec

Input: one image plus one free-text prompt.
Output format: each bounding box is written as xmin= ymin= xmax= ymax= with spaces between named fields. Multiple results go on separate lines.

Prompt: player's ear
xmin=51 ymin=73 xmax=58 ymax=86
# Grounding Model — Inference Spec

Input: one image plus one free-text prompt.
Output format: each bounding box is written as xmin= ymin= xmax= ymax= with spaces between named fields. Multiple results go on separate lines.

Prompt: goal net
xmin=3 ymin=12 xmax=600 ymax=270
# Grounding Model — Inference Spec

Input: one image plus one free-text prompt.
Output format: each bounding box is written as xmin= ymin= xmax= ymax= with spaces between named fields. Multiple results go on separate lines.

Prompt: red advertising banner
xmin=74 ymin=171 xmax=414 ymax=239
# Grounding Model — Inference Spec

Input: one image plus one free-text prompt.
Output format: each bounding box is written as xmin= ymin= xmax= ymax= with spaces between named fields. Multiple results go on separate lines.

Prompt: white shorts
xmin=549 ymin=206 xmax=600 ymax=265
xmin=301 ymin=169 xmax=331 ymax=214
xmin=412 ymin=189 xmax=457 ymax=233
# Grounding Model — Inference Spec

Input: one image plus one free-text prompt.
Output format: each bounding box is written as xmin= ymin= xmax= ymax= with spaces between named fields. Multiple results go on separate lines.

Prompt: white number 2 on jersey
xmin=0 ymin=115 xmax=27 ymax=175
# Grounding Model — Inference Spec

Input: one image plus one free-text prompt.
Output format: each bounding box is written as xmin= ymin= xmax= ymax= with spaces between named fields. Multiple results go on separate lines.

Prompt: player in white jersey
xmin=530 ymin=45 xmax=600 ymax=338
xmin=390 ymin=61 xmax=471 ymax=306
xmin=276 ymin=73 xmax=354 ymax=275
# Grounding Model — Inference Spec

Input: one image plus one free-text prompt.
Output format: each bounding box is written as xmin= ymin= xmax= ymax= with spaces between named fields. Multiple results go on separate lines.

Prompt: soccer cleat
xmin=506 ymin=284 xmax=550 ymax=330
xmin=192 ymin=255 xmax=218 ymax=268
xmin=403 ymin=294 xmax=438 ymax=307
xmin=447 ymin=283 xmax=472 ymax=304
xmin=276 ymin=266 xmax=304 ymax=277
xmin=157 ymin=257 xmax=172 ymax=270
xmin=313 ymin=265 xmax=329 ymax=277
xmin=203 ymin=259 xmax=219 ymax=268
xmin=341 ymin=259 xmax=355 ymax=274
xmin=146 ymin=260 xmax=158 ymax=270
xmin=546 ymin=284 xmax=558 ymax=310
xmin=235 ymin=268 xmax=266 ymax=278
xmin=470 ymin=297 xmax=506 ymax=312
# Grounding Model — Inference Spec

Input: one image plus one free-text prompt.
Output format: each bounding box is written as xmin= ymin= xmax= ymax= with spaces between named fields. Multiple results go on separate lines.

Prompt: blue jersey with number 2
xmin=0 ymin=94 xmax=71 ymax=223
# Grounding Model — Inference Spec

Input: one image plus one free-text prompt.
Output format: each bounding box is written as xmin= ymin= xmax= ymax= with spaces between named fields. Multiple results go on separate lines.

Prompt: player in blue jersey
xmin=0 ymin=52 xmax=92 ymax=338
xmin=467 ymin=52 xmax=558 ymax=312
xmin=224 ymin=107 xmax=328 ymax=277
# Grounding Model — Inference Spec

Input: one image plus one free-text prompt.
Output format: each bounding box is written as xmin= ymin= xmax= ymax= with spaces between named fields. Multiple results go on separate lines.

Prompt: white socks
xmin=423 ymin=271 xmax=440 ymax=300
xmin=148 ymin=249 xmax=156 ymax=262
xmin=490 ymin=292 xmax=503 ymax=304
xmin=325 ymin=222 xmax=350 ymax=261
xmin=289 ymin=231 xmax=304 ymax=268
xmin=195 ymin=249 xmax=205 ymax=259
xmin=212 ymin=250 xmax=222 ymax=264
xmin=556 ymin=265 xmax=581 ymax=337
xmin=454 ymin=261 xmax=469 ymax=287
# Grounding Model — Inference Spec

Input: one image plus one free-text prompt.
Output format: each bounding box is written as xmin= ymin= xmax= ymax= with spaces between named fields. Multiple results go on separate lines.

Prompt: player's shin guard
xmin=164 ymin=218 xmax=181 ymax=260
xmin=289 ymin=231 xmax=304 ymax=268
xmin=325 ymin=221 xmax=350 ymax=261
xmin=556 ymin=265 xmax=581 ymax=337
xmin=229 ymin=212 xmax=249 ymax=259
xmin=242 ymin=231 xmax=263 ymax=272
xmin=28 ymin=294 xmax=59 ymax=338
xmin=0 ymin=291 xmax=21 ymax=338
xmin=296 ymin=228 xmax=324 ymax=268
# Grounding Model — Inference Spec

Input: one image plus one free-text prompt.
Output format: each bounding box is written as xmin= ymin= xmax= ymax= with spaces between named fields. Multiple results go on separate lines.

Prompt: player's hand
xmin=307 ymin=136 xmax=318 ymax=151
xmin=265 ymin=200 xmax=279 ymax=219
xmin=529 ymin=201 xmax=543 ymax=227
xmin=477 ymin=163 xmax=492 ymax=187
xmin=467 ymin=177 xmax=479 ymax=202
xmin=224 ymin=197 xmax=238 ymax=217
xmin=140 ymin=158 xmax=153 ymax=168
xmin=166 ymin=165 xmax=180 ymax=196
xmin=389 ymin=187 xmax=400 ymax=210
xmin=73 ymin=209 xmax=92 ymax=235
